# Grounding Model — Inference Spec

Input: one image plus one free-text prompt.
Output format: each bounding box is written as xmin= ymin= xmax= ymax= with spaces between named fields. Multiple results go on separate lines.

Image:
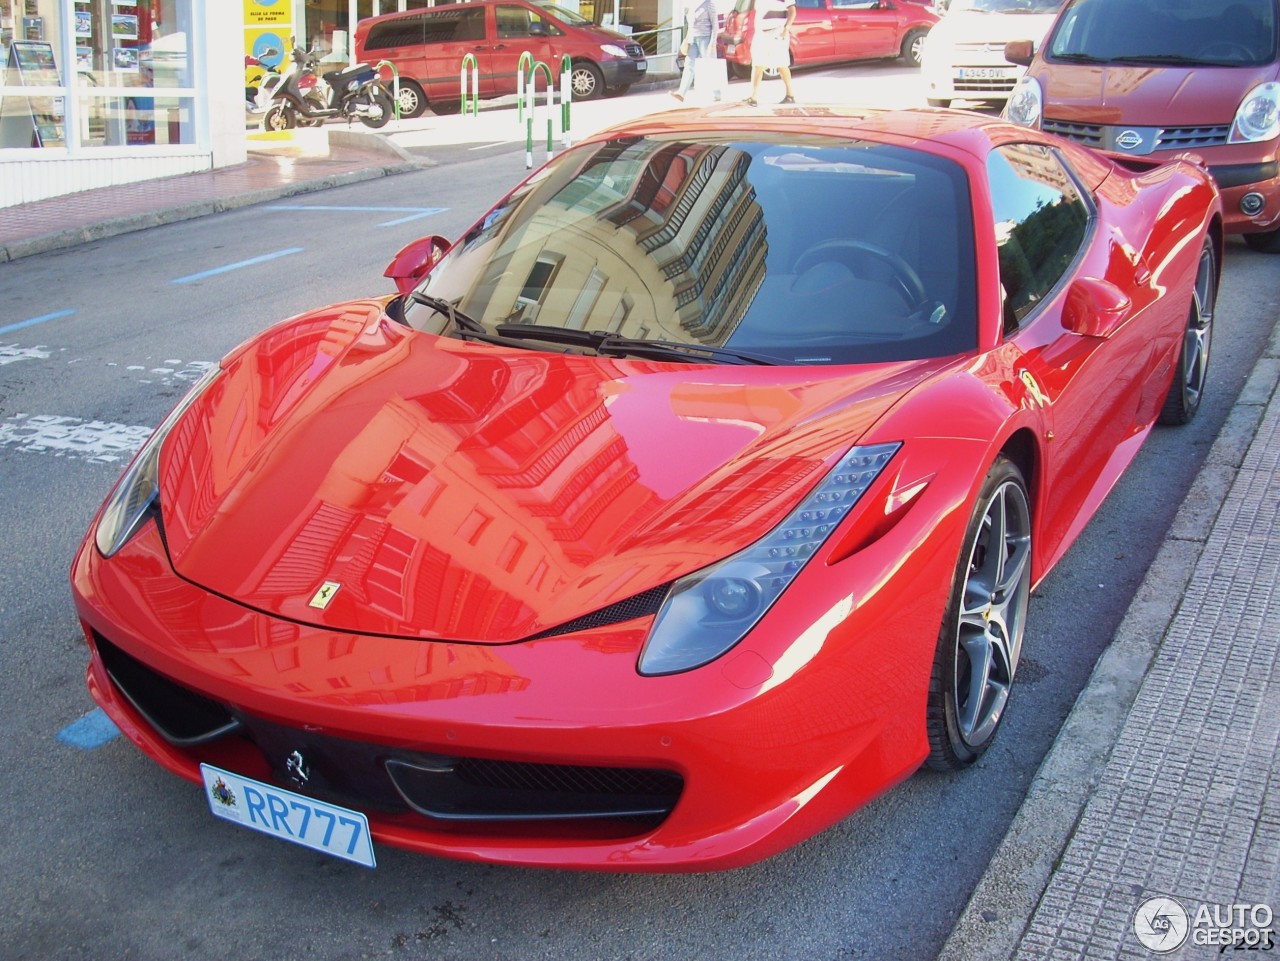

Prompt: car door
xmin=420 ymin=5 xmax=492 ymax=101
xmin=990 ymin=141 xmax=1160 ymax=568
xmin=829 ymin=0 xmax=900 ymax=61
xmin=491 ymin=3 xmax=556 ymax=96
xmin=790 ymin=0 xmax=835 ymax=65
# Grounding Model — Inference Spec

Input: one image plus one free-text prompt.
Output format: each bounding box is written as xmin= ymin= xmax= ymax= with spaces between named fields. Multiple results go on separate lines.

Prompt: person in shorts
xmin=746 ymin=0 xmax=796 ymax=105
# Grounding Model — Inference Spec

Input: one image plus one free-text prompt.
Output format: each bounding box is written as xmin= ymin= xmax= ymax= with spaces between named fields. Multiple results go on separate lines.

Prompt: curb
xmin=0 ymin=154 xmax=422 ymax=265
xmin=940 ymin=316 xmax=1280 ymax=961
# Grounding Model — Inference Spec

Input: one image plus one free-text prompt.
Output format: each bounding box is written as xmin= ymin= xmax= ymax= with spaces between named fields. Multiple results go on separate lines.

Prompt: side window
xmin=422 ymin=8 xmax=486 ymax=44
xmin=496 ymin=5 xmax=532 ymax=38
xmin=986 ymin=143 xmax=1090 ymax=333
xmin=365 ymin=15 xmax=427 ymax=51
xmin=795 ymin=0 xmax=826 ymax=8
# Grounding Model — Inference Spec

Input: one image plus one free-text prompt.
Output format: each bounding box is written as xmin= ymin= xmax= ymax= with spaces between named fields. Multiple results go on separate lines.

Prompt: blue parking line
xmin=265 ymin=204 xmax=446 ymax=227
xmin=58 ymin=708 xmax=121 ymax=750
xmin=0 ymin=308 xmax=75 ymax=336
xmin=171 ymin=247 xmax=304 ymax=284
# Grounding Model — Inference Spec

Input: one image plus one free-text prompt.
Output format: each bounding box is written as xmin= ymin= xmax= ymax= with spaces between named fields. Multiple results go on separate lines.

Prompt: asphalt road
xmin=3 ymin=76 xmax=1280 ymax=961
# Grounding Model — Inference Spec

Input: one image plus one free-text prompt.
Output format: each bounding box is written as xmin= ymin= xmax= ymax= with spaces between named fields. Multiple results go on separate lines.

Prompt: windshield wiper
xmin=596 ymin=335 xmax=779 ymax=366
xmin=408 ymin=291 xmax=491 ymax=338
xmin=495 ymin=323 xmax=778 ymax=365
xmin=1107 ymin=53 xmax=1206 ymax=65
xmin=1050 ymin=52 xmax=1111 ymax=63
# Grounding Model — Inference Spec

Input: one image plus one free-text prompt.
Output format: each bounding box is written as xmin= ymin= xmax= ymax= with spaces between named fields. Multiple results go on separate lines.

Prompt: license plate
xmin=200 ymin=764 xmax=376 ymax=868
xmin=637 ymin=62 xmax=648 ymax=71
xmin=958 ymin=67 xmax=1016 ymax=80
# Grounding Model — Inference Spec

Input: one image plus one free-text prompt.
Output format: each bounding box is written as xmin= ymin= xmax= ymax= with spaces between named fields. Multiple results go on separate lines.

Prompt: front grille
xmin=92 ymin=630 xmax=683 ymax=832
xmin=955 ymin=77 xmax=1018 ymax=94
xmin=1156 ymin=125 xmax=1230 ymax=149
xmin=625 ymin=42 xmax=645 ymax=58
xmin=94 ymin=632 xmax=241 ymax=745
xmin=1043 ymin=118 xmax=1104 ymax=147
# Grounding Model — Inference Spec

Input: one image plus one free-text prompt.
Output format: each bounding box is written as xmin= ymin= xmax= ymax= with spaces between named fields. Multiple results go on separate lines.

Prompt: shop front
xmin=1 ymin=0 xmax=242 ymax=208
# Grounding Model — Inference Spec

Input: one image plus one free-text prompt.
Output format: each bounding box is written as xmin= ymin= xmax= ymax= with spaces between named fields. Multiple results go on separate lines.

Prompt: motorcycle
xmin=260 ymin=46 xmax=395 ymax=131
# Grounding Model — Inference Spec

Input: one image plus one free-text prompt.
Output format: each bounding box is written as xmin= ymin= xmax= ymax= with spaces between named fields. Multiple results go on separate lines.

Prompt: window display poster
xmin=22 ymin=15 xmax=39 ymax=39
xmin=1 ymin=41 xmax=65 ymax=147
xmin=112 ymin=14 xmax=138 ymax=39
xmin=75 ymin=9 xmax=91 ymax=36
xmin=245 ymin=0 xmax=290 ymax=27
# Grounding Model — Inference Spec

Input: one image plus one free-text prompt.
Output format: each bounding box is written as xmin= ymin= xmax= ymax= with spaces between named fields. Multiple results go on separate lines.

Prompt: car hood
xmin=157 ymin=301 xmax=938 ymax=642
xmin=578 ymin=23 xmax=639 ymax=49
xmin=932 ymin=10 xmax=1057 ymax=46
xmin=1039 ymin=62 xmax=1280 ymax=125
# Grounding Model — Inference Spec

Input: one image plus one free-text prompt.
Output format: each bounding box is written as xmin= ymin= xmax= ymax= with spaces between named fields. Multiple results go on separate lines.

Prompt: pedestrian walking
xmin=746 ymin=0 xmax=796 ymax=105
xmin=674 ymin=0 xmax=720 ymax=101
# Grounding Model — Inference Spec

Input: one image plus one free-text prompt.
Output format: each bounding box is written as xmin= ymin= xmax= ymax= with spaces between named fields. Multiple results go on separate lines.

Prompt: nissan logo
xmin=1115 ymin=129 xmax=1144 ymax=150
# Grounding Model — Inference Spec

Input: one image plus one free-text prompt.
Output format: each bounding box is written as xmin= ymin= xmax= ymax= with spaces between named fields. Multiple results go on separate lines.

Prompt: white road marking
xmin=0 ymin=414 xmax=152 ymax=463
xmin=0 ymin=344 xmax=52 ymax=366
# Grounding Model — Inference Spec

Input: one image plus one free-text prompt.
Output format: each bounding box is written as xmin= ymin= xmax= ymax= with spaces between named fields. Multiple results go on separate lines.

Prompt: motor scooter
xmin=260 ymin=46 xmax=394 ymax=131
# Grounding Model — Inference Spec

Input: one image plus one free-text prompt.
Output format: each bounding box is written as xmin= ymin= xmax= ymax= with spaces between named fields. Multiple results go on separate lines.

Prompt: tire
xmin=297 ymin=93 xmax=327 ymax=127
xmin=570 ymin=61 xmax=604 ymax=100
xmin=261 ymin=103 xmax=294 ymax=132
xmin=927 ymin=97 xmax=952 ymax=108
xmin=393 ymin=79 xmax=428 ymax=119
xmin=1158 ymin=237 xmax=1216 ymax=425
xmin=730 ymin=60 xmax=752 ymax=80
xmin=901 ymin=28 xmax=929 ymax=67
xmin=1243 ymin=227 xmax=1280 ymax=253
xmin=359 ymin=87 xmax=395 ymax=128
xmin=926 ymin=456 xmax=1032 ymax=771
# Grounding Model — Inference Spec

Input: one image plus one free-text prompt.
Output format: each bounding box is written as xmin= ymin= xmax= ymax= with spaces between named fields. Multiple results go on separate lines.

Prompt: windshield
xmin=403 ymin=132 xmax=977 ymax=366
xmin=1048 ymin=0 xmax=1278 ymax=66
xmin=951 ymin=0 xmax=1063 ymax=14
xmin=531 ymin=0 xmax=591 ymax=25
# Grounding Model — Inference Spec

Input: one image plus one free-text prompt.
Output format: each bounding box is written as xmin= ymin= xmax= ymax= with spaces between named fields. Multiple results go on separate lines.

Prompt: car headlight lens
xmin=1004 ymin=76 xmax=1042 ymax=128
xmin=1230 ymin=82 xmax=1280 ymax=144
xmin=94 ymin=366 xmax=221 ymax=557
xmin=600 ymin=43 xmax=628 ymax=58
xmin=637 ymin=442 xmax=901 ymax=676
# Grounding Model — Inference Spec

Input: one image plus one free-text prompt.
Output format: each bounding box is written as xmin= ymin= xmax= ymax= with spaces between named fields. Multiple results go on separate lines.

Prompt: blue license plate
xmin=200 ymin=764 xmax=376 ymax=868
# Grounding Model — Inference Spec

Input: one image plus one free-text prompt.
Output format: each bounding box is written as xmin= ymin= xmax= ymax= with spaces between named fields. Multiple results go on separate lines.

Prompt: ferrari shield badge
xmin=309 ymin=581 xmax=341 ymax=610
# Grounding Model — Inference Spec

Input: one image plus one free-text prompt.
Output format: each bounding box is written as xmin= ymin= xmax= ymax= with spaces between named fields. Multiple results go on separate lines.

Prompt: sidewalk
xmin=944 ymin=326 xmax=1280 ymax=958
xmin=3 ymin=104 xmax=1278 ymax=959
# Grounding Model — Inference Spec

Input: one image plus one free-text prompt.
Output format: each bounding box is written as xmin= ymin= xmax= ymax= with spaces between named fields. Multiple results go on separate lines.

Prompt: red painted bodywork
xmin=71 ymin=107 xmax=1222 ymax=871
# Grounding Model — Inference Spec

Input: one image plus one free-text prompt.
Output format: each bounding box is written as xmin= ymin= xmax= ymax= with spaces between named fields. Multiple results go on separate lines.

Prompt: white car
xmin=921 ymin=0 xmax=1062 ymax=108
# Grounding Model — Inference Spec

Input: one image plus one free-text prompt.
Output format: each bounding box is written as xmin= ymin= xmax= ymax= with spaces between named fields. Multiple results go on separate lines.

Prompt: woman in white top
xmin=747 ymin=0 xmax=796 ymax=105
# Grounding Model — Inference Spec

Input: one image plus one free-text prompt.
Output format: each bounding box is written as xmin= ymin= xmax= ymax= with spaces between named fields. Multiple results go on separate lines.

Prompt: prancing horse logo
xmin=309 ymin=581 xmax=341 ymax=609
xmin=285 ymin=750 xmax=310 ymax=786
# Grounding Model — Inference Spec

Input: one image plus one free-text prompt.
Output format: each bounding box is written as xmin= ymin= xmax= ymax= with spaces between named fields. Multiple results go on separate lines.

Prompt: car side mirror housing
xmin=1062 ymin=276 xmax=1131 ymax=339
xmin=384 ymin=235 xmax=451 ymax=296
xmin=1004 ymin=39 xmax=1035 ymax=66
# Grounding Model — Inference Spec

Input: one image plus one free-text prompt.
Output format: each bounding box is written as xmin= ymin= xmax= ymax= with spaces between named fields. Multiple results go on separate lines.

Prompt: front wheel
xmin=261 ymin=103 xmax=294 ymax=132
xmin=1158 ymin=237 xmax=1216 ymax=425
xmin=901 ymin=28 xmax=929 ymax=66
xmin=394 ymin=79 xmax=428 ymax=119
xmin=926 ymin=456 xmax=1032 ymax=771
xmin=570 ymin=61 xmax=604 ymax=100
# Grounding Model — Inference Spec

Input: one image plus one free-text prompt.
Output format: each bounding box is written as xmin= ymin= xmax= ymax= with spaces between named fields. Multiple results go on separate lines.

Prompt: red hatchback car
xmin=1005 ymin=0 xmax=1280 ymax=251
xmin=73 ymin=106 xmax=1220 ymax=872
xmin=717 ymin=0 xmax=939 ymax=76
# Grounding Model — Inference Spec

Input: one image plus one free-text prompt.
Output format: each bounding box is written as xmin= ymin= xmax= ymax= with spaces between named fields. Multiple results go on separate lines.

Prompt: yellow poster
xmin=244 ymin=0 xmax=290 ymax=27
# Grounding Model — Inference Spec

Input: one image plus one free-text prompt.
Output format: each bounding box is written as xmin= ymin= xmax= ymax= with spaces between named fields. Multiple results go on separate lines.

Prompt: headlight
xmin=1230 ymin=82 xmax=1280 ymax=144
xmin=94 ymin=366 xmax=221 ymax=557
xmin=600 ymin=43 xmax=628 ymax=58
xmin=637 ymin=443 xmax=900 ymax=676
xmin=1004 ymin=75 xmax=1042 ymax=128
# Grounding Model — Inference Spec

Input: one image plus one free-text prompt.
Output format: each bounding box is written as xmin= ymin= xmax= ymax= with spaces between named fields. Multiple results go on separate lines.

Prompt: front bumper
xmin=600 ymin=57 xmax=648 ymax=90
xmin=71 ymin=506 xmax=951 ymax=871
xmin=1043 ymin=118 xmax=1280 ymax=236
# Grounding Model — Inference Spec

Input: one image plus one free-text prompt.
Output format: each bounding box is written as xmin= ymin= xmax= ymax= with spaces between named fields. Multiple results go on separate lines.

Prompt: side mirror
xmin=1062 ymin=276 xmax=1131 ymax=339
xmin=384 ymin=235 xmax=451 ymax=296
xmin=1004 ymin=39 xmax=1035 ymax=66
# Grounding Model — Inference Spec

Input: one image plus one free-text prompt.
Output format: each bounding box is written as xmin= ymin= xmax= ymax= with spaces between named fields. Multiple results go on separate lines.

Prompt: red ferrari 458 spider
xmin=72 ymin=106 xmax=1221 ymax=872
